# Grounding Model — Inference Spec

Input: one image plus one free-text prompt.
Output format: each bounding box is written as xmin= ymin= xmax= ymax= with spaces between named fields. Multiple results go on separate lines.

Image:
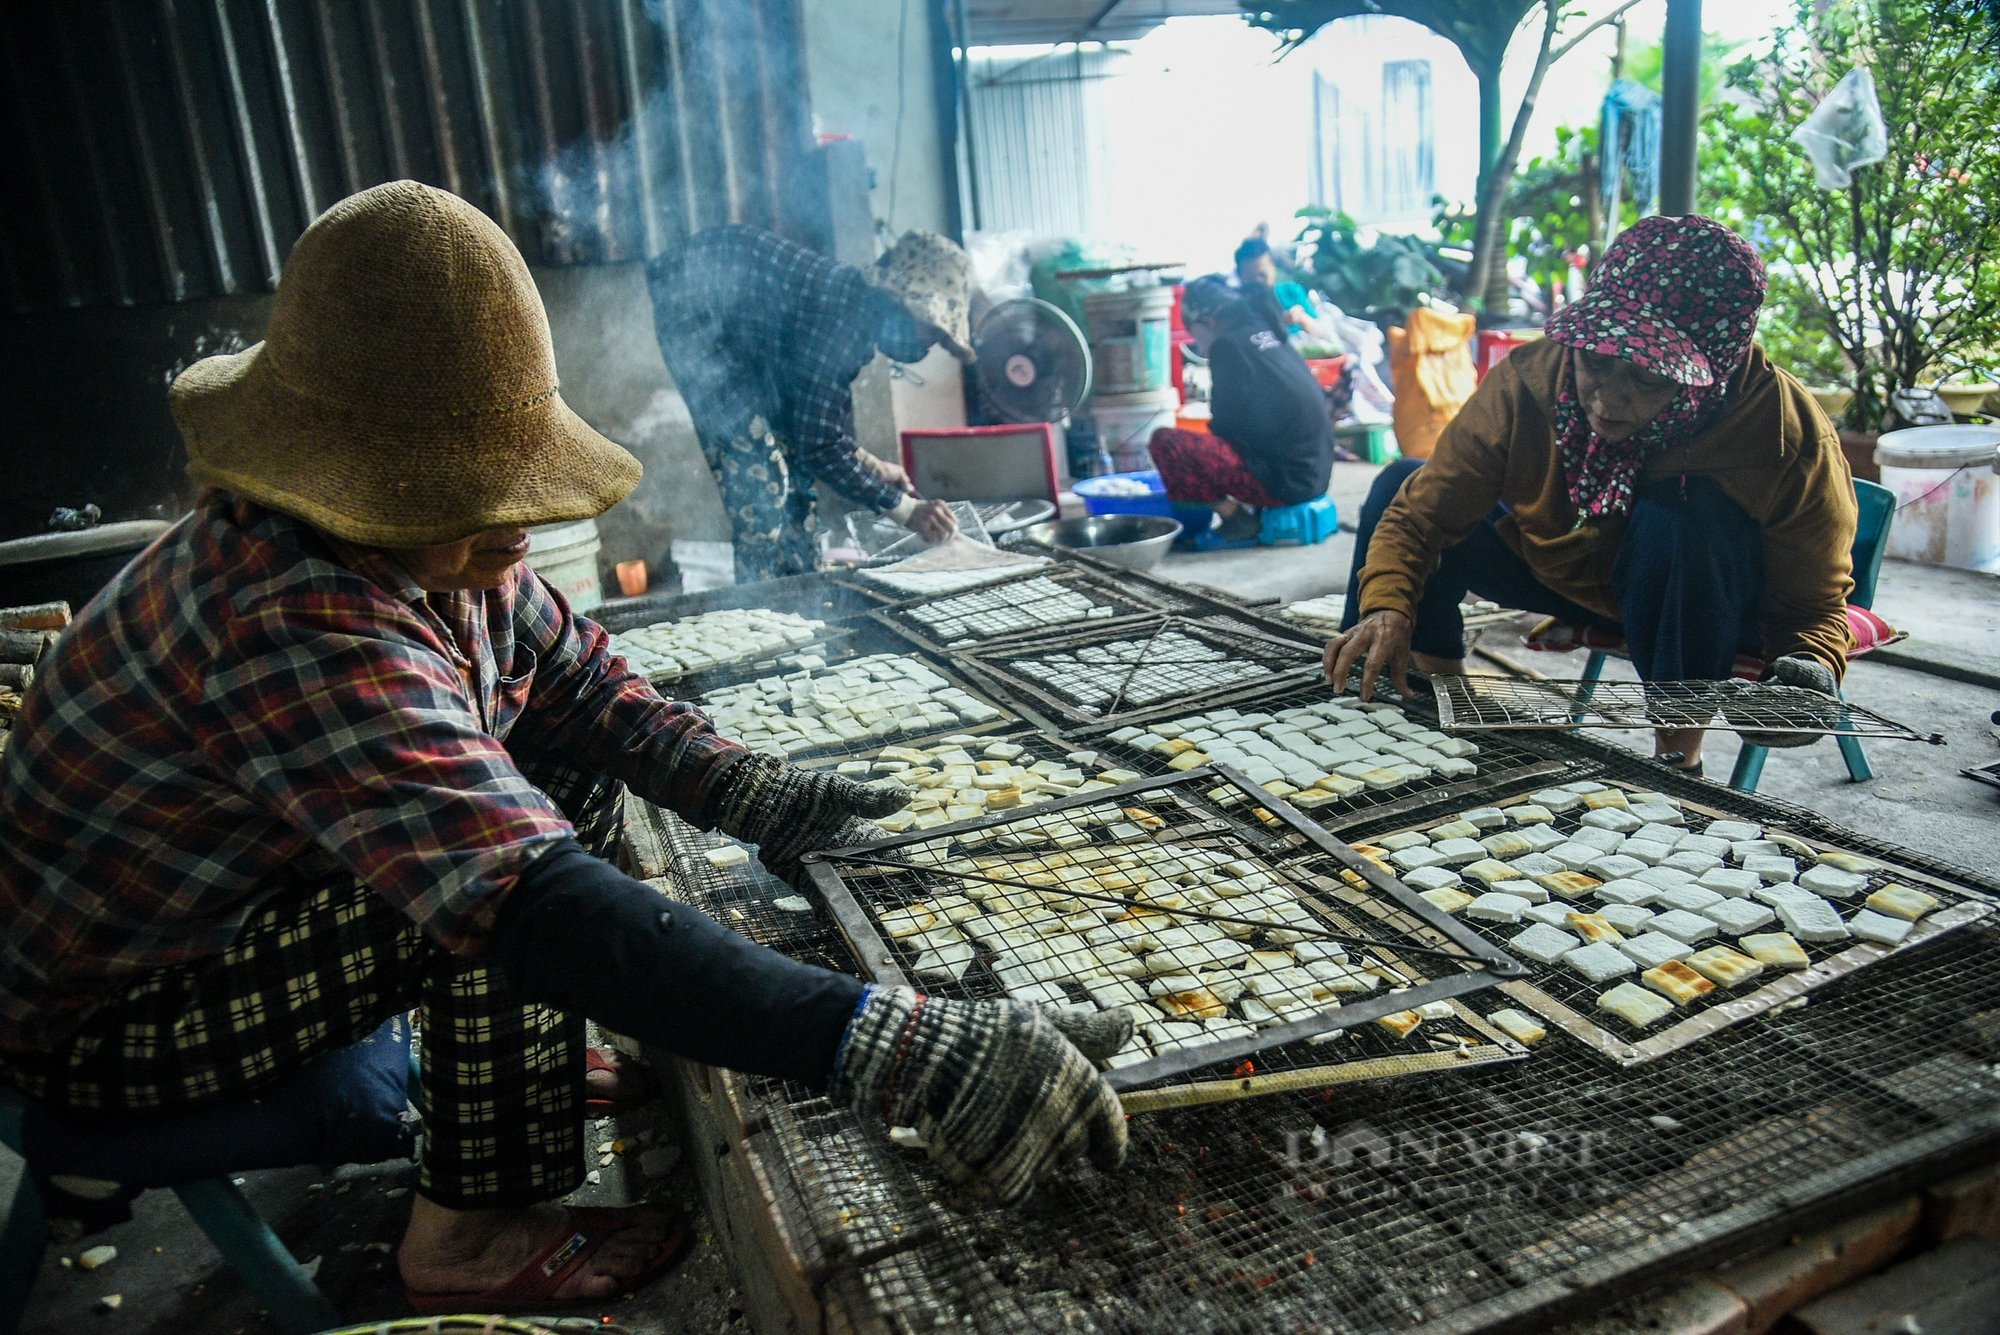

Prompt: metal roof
xmin=965 ymin=0 xmax=1246 ymax=47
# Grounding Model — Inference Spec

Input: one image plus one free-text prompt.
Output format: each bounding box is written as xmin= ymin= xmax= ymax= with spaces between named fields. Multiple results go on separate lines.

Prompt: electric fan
xmin=971 ymin=298 xmax=1093 ymax=423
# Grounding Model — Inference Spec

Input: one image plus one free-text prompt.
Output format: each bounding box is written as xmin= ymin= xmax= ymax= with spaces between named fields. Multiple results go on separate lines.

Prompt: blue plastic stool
xmin=0 ymin=1017 xmax=415 ymax=1334
xmin=1259 ymin=494 xmax=1340 ymax=547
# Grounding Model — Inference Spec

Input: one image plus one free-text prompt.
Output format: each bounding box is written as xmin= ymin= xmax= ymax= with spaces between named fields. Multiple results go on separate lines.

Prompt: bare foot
xmin=584 ymin=1048 xmax=653 ymax=1105
xmin=400 ymin=1195 xmax=674 ymax=1303
xmin=1655 ymin=727 xmax=1706 ymax=769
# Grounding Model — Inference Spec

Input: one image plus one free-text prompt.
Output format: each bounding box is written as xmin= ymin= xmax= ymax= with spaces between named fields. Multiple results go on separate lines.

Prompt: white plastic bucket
xmin=1092 ymin=399 xmax=1177 ymax=474
xmin=1082 ymin=287 xmax=1175 ymax=396
xmin=1873 ymin=426 xmax=2000 ymax=573
xmin=526 ymin=519 xmax=605 ymax=612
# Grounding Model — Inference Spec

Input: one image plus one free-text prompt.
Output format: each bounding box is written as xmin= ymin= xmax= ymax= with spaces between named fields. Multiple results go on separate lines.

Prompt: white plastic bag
xmin=1791 ymin=67 xmax=1888 ymax=190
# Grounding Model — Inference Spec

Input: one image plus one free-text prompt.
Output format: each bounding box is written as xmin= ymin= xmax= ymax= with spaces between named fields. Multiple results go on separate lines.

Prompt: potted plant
xmin=1703 ymin=0 xmax=2000 ymax=446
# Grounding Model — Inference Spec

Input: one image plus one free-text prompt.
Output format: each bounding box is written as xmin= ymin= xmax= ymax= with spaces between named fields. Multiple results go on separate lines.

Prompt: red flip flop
xmin=405 ymin=1205 xmax=689 ymax=1314
xmin=585 ymin=1047 xmax=660 ymax=1116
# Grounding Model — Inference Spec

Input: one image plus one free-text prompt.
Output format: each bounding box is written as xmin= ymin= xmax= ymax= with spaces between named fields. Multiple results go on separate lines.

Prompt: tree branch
xmin=1551 ymin=0 xmax=1650 ymax=64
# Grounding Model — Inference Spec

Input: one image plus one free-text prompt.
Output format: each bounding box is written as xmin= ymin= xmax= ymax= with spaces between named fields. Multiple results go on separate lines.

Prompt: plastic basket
xmin=1072 ymin=470 xmax=1175 ymax=518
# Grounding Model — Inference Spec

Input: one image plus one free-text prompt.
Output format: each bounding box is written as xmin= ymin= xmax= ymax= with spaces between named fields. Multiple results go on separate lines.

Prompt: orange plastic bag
xmin=1388 ymin=308 xmax=1478 ymax=459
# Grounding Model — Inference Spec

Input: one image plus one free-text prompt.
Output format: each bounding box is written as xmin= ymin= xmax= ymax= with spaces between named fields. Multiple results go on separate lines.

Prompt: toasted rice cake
xmin=1564 ymin=911 xmax=1624 ymax=944
xmin=1685 ymin=945 xmax=1765 ymax=987
xmin=1739 ymin=931 xmax=1811 ymax=969
xmin=1418 ymin=887 xmax=1477 ymax=915
xmin=1376 ymin=1009 xmax=1425 ymax=1039
xmin=1536 ymin=870 xmax=1603 ymax=899
xmin=1487 ymin=1008 xmax=1548 ymax=1045
xmin=1597 ymin=981 xmax=1675 ymax=1029
xmin=1864 ymin=883 xmax=1939 ymax=922
xmin=1640 ymin=959 xmax=1717 ymax=1006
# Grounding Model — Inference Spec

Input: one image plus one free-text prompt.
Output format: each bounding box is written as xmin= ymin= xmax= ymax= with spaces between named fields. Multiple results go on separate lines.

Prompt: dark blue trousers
xmin=1340 ymin=457 xmax=1763 ymax=681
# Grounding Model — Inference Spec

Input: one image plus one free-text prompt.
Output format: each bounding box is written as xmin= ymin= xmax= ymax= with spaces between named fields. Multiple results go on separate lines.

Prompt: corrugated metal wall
xmin=966 ymin=48 xmax=1121 ymax=238
xmin=0 ymin=0 xmax=824 ymax=314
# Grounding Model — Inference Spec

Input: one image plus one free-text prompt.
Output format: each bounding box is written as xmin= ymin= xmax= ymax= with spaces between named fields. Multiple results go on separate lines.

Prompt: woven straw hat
xmin=869 ymin=230 xmax=975 ymax=363
xmin=171 ymin=181 xmax=641 ymax=546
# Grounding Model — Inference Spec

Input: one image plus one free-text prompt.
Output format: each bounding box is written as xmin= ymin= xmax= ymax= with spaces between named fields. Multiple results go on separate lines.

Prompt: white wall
xmin=803 ymin=0 xmax=954 ymax=237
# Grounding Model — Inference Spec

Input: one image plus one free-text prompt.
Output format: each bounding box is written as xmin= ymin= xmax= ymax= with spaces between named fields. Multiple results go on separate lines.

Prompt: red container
xmin=1306 ymin=354 xmax=1353 ymax=390
xmin=1474 ymin=329 xmax=1541 ymax=382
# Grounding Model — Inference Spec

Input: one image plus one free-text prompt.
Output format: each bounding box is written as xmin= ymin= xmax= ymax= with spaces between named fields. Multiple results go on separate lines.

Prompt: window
xmin=1379 ymin=59 xmax=1435 ymax=217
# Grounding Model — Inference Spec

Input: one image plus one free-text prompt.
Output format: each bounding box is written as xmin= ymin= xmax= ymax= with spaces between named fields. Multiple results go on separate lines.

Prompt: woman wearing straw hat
xmin=1325 ymin=215 xmax=1857 ymax=775
xmin=647 ymin=225 xmax=974 ymax=582
xmin=0 ymin=183 xmax=1128 ymax=1311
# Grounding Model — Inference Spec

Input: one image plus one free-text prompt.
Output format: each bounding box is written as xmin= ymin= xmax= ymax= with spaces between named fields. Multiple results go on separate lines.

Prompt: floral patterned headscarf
xmin=1543 ymin=215 xmax=1767 ymax=522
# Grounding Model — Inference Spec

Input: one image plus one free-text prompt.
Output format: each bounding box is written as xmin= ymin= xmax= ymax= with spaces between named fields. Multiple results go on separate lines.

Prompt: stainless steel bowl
xmin=1018 ymin=514 xmax=1183 ymax=571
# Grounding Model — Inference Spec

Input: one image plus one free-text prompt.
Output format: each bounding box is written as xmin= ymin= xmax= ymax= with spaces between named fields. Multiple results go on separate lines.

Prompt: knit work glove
xmin=832 ymin=987 xmax=1132 ymax=1206
xmin=1724 ymin=654 xmax=1839 ymax=749
xmin=711 ymin=754 xmax=910 ymax=882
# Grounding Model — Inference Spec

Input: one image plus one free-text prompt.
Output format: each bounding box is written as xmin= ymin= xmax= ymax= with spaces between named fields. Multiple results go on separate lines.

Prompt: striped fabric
xmin=0 ymin=491 xmax=745 ymax=1055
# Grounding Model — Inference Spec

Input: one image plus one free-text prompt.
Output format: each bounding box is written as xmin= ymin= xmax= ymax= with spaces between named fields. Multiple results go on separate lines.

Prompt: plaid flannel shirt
xmin=646 ymin=225 xmax=903 ymax=513
xmin=0 ymin=493 xmax=746 ymax=1053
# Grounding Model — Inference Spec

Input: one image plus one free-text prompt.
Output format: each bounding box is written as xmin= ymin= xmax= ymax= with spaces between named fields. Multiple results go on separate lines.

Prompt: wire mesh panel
xmin=1963 ymin=759 xmax=2000 ymax=792
xmin=958 ymin=616 xmax=1323 ymax=726
xmin=1434 ymin=675 xmax=1944 ymax=744
xmin=1078 ymin=680 xmax=1592 ymax=838
xmin=801 ymin=768 xmax=1527 ymax=1109
xmin=1341 ymin=778 xmax=1995 ymax=1065
xmin=691 ymin=652 xmax=1020 ymax=764
xmin=624 ymin=782 xmax=2000 ymax=1335
xmin=873 ymin=571 xmax=1169 ymax=653
xmin=589 ymin=573 xmax=880 ymax=632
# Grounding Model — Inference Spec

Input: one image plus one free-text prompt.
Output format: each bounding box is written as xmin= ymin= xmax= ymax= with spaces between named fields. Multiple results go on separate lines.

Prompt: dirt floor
xmin=8 ymin=458 xmax=1997 ymax=1333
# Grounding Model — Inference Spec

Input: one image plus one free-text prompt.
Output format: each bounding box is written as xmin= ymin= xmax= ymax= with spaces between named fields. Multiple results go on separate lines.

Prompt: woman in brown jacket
xmin=1327 ymin=216 xmax=1856 ymax=774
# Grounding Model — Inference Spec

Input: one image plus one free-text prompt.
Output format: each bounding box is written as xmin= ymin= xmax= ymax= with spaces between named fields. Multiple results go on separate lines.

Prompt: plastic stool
xmin=1259 ymin=495 xmax=1340 ymax=547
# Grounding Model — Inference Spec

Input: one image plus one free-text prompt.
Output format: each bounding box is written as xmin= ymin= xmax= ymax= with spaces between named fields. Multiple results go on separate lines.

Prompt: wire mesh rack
xmin=1346 ymin=779 xmax=1995 ymax=1066
xmin=626 ymin=790 xmax=2000 ymax=1335
xmin=1075 ymin=679 xmax=1595 ymax=840
xmin=1963 ymin=758 xmax=2000 ymax=791
xmin=589 ymin=572 xmax=882 ymax=632
xmin=956 ymin=615 xmax=1324 ymax=728
xmin=688 ymin=650 xmax=1023 ymax=765
xmin=801 ymin=767 xmax=1528 ymax=1109
xmin=871 ymin=569 xmax=1176 ymax=654
xmin=1434 ymin=675 xmax=1945 ymax=744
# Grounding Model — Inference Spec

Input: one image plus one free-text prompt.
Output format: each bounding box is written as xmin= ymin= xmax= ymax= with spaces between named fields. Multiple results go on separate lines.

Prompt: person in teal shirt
xmin=1234 ymin=237 xmax=1332 ymax=341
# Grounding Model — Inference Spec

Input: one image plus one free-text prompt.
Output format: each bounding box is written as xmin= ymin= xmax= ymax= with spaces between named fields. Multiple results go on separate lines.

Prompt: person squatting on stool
xmin=1325 ymin=215 xmax=1856 ymax=773
xmin=1149 ymin=276 xmax=1335 ymax=543
xmin=0 ymin=183 xmax=1130 ymax=1314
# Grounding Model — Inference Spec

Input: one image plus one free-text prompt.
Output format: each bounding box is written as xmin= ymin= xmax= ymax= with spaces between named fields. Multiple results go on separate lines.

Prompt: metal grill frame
xmin=869 ymin=568 xmax=1179 ymax=657
xmin=801 ymin=765 xmax=1529 ymax=1105
xmin=590 ymin=572 xmax=882 ymax=633
xmin=955 ymin=614 xmax=1325 ymax=728
xmin=1434 ymin=675 xmax=1944 ymax=744
xmin=1356 ymin=780 xmax=1998 ymax=1066
xmin=690 ymin=650 xmax=1025 ymax=766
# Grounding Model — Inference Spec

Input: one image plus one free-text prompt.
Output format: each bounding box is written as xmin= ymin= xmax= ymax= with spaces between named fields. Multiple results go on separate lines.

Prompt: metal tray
xmin=1434 ymin=675 xmax=1945 ymax=744
xmin=802 ymin=766 xmax=1529 ymax=1110
xmin=1357 ymin=779 xmax=1994 ymax=1066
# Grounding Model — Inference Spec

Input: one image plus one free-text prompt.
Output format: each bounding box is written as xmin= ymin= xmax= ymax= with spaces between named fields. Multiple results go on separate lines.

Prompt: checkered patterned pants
xmin=1 ymin=763 xmax=626 ymax=1210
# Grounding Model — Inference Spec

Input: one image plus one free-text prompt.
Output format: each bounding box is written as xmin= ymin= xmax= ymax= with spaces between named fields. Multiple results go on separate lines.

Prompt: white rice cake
xmin=1664 ymin=850 xmax=1725 ymax=875
xmin=1654 ymin=885 xmax=1724 ymax=915
xmin=1865 ymin=884 xmax=1939 ymax=922
xmin=1742 ymin=855 xmax=1799 ymax=884
xmin=1799 ymin=865 xmax=1870 ymax=899
xmin=1596 ymin=903 xmax=1657 ymax=935
xmin=1595 ymin=878 xmax=1663 ymax=907
xmin=1703 ymin=819 xmax=1762 ymax=842
xmin=1403 ymin=865 xmax=1464 ymax=893
xmin=1529 ymin=788 xmax=1583 ymax=813
xmin=1569 ymin=827 xmax=1626 ymax=853
xmin=1517 ymin=825 xmax=1570 ymax=853
xmin=1511 ymin=853 xmax=1567 ymax=881
xmin=1461 ymin=807 xmax=1508 ymax=830
xmin=1674 ymin=833 xmax=1732 ymax=859
xmin=705 ymin=845 xmax=752 ymax=868
xmin=1427 ymin=818 xmax=1481 ymax=840
xmin=1580 ymin=808 xmax=1642 ymax=833
xmin=1419 ymin=887 xmax=1476 ymax=915
xmin=1428 ymin=837 xmax=1489 ymax=867
xmin=1597 ymin=981 xmax=1675 ymax=1029
xmin=1509 ymin=923 xmax=1581 ymax=965
xmin=1466 ymin=892 xmax=1534 ymax=924
xmin=1523 ymin=901 xmax=1578 ymax=927
xmin=1696 ymin=867 xmax=1763 ymax=898
xmin=1647 ymin=909 xmax=1721 ymax=945
xmin=1619 ymin=931 xmax=1694 ymax=969
xmin=1685 ymin=945 xmax=1765 ymax=988
xmin=1631 ymin=822 xmax=1686 ymax=847
xmin=1730 ymin=839 xmax=1785 ymax=863
xmin=1627 ymin=803 xmax=1686 ymax=827
xmin=1849 ymin=909 xmax=1914 ymax=946
xmin=1640 ymin=959 xmax=1716 ymax=1006
xmin=1633 ymin=866 xmax=1699 ymax=890
xmin=1567 ymin=941 xmax=1638 ymax=982
xmin=1376 ymin=831 xmax=1430 ymax=852
xmin=1508 ymin=804 xmax=1555 ymax=826
xmin=1587 ymin=854 xmax=1650 ymax=882
xmin=1701 ymin=897 xmax=1777 ymax=935
xmin=1391 ymin=845 xmax=1449 ymax=872
xmin=1487 ymin=1008 xmax=1548 ymax=1045
xmin=1739 ymin=931 xmax=1811 ymax=969
xmin=1546 ymin=843 xmax=1604 ymax=872
xmin=1618 ymin=840 xmax=1675 ymax=867
xmin=1770 ymin=892 xmax=1849 ymax=943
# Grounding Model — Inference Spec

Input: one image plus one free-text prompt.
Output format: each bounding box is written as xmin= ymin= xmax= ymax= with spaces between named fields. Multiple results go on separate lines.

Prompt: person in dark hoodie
xmin=1147 ymin=275 xmax=1335 ymax=541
